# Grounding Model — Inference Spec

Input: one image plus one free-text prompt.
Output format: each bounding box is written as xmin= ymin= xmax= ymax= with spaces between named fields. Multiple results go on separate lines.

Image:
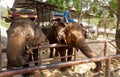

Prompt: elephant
xmin=41 ymin=18 xmax=73 ymax=71
xmin=57 ymin=22 xmax=102 ymax=73
xmin=6 ymin=17 xmax=48 ymax=77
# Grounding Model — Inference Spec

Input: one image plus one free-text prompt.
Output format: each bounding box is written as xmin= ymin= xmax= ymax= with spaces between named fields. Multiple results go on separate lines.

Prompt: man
xmin=62 ymin=5 xmax=76 ymax=25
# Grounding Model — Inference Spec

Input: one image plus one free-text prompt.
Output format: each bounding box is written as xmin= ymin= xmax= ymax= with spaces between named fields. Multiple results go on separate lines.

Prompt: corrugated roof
xmin=13 ymin=0 xmax=58 ymax=9
xmin=13 ymin=0 xmax=36 ymax=9
xmin=12 ymin=0 xmax=60 ymax=23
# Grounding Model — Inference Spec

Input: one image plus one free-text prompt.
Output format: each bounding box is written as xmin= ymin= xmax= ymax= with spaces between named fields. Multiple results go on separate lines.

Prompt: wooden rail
xmin=0 ymin=54 xmax=120 ymax=77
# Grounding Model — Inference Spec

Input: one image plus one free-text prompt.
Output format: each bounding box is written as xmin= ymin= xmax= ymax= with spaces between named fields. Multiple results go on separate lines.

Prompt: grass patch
xmin=0 ymin=19 xmax=9 ymax=28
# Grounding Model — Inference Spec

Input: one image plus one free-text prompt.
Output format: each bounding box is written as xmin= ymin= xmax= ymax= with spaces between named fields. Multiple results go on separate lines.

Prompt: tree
xmin=96 ymin=0 xmax=120 ymax=54
xmin=115 ymin=0 xmax=120 ymax=54
xmin=46 ymin=0 xmax=120 ymax=55
xmin=47 ymin=0 xmax=68 ymax=12
xmin=0 ymin=0 xmax=2 ymax=71
xmin=0 ymin=29 xmax=1 ymax=70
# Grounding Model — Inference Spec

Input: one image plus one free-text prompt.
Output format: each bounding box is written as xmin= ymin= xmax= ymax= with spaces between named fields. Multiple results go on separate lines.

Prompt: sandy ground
xmin=1 ymin=26 xmax=120 ymax=77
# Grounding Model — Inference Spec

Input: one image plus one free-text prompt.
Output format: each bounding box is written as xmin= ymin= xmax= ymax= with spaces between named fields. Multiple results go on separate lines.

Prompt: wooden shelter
xmin=12 ymin=0 xmax=60 ymax=25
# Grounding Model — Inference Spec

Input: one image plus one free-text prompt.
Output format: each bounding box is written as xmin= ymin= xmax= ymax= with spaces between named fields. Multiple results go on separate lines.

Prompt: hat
xmin=68 ymin=5 xmax=72 ymax=8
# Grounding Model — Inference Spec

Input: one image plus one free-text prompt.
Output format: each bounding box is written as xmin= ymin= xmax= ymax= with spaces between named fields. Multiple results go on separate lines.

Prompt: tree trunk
xmin=104 ymin=27 xmax=106 ymax=38
xmin=115 ymin=17 xmax=120 ymax=54
xmin=0 ymin=30 xmax=2 ymax=70
xmin=115 ymin=0 xmax=120 ymax=54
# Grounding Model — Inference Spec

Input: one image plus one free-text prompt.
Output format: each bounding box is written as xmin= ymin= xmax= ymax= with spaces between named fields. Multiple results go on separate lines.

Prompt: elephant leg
xmin=67 ymin=48 xmax=73 ymax=61
xmin=7 ymin=63 xmax=14 ymax=77
xmin=55 ymin=48 xmax=59 ymax=57
xmin=78 ymin=43 xmax=101 ymax=73
xmin=7 ymin=61 xmax=13 ymax=70
xmin=22 ymin=55 xmax=32 ymax=77
xmin=49 ymin=48 xmax=54 ymax=58
xmin=59 ymin=48 xmax=66 ymax=62
xmin=32 ymin=49 xmax=41 ymax=77
xmin=22 ymin=51 xmax=39 ymax=77
xmin=33 ymin=49 xmax=38 ymax=66
xmin=66 ymin=48 xmax=73 ymax=69
xmin=22 ymin=65 xmax=31 ymax=77
xmin=59 ymin=48 xmax=67 ymax=71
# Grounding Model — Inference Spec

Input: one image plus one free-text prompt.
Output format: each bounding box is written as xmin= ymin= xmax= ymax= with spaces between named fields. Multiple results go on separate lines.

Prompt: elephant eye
xmin=13 ymin=27 xmax=21 ymax=33
xmin=7 ymin=27 xmax=22 ymax=37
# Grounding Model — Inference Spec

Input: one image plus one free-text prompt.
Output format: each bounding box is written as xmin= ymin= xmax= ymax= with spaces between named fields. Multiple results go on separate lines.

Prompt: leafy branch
xmin=96 ymin=0 xmax=117 ymax=15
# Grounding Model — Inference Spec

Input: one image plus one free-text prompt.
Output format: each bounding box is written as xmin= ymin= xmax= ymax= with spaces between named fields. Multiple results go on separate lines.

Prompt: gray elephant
xmin=6 ymin=17 xmax=48 ymax=77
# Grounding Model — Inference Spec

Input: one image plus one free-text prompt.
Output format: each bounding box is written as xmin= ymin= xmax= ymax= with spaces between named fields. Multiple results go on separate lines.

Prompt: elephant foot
xmin=22 ymin=72 xmax=33 ymax=77
xmin=60 ymin=67 xmax=67 ymax=71
xmin=60 ymin=66 xmax=72 ymax=71
xmin=91 ymin=62 xmax=102 ymax=73
xmin=66 ymin=66 xmax=72 ymax=69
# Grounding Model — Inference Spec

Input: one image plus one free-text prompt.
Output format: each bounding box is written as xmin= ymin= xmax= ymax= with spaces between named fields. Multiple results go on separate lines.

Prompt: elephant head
xmin=58 ymin=23 xmax=102 ymax=72
xmin=6 ymin=17 xmax=37 ymax=67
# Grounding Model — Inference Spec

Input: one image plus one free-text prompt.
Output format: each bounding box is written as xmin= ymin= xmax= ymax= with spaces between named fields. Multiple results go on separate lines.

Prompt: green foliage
xmin=73 ymin=0 xmax=81 ymax=12
xmin=109 ymin=0 xmax=118 ymax=11
xmin=46 ymin=0 xmax=116 ymax=30
xmin=47 ymin=0 xmax=82 ymax=13
xmin=109 ymin=11 xmax=114 ymax=18
xmin=98 ymin=18 xmax=115 ymax=30
xmin=0 ymin=19 xmax=9 ymax=27
xmin=89 ymin=0 xmax=104 ymax=18
xmin=47 ymin=0 xmax=66 ymax=12
xmin=0 ymin=5 xmax=9 ymax=27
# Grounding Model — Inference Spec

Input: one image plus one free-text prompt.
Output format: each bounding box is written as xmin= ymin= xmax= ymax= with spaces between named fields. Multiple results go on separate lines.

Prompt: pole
xmin=0 ymin=29 xmax=2 ymax=70
xmin=105 ymin=59 xmax=111 ymax=77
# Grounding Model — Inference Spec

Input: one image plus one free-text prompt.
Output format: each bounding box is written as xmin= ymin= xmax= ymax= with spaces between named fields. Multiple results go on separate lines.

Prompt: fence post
xmin=103 ymin=41 xmax=107 ymax=56
xmin=0 ymin=30 xmax=2 ymax=70
xmin=105 ymin=59 xmax=111 ymax=77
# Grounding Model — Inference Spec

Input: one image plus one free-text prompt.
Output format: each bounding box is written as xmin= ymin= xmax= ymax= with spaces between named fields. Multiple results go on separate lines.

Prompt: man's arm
xmin=64 ymin=11 xmax=69 ymax=23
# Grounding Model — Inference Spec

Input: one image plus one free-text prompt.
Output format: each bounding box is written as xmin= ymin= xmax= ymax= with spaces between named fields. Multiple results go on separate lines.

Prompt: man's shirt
xmin=62 ymin=10 xmax=75 ymax=23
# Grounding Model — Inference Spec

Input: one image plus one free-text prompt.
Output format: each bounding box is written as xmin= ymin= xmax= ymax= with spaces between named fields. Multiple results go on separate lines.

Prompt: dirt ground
xmin=1 ymin=38 xmax=120 ymax=77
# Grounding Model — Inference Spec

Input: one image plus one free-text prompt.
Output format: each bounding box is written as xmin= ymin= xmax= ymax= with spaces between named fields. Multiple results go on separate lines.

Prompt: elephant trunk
xmin=76 ymin=39 xmax=102 ymax=72
xmin=6 ymin=37 xmax=28 ymax=67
